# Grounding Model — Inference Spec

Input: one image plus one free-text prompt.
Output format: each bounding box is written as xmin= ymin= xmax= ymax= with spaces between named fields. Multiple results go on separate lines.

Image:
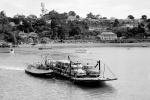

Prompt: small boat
xmin=38 ymin=44 xmax=52 ymax=50
xmin=142 ymin=45 xmax=147 ymax=47
xmin=25 ymin=64 xmax=53 ymax=77
xmin=30 ymin=43 xmax=37 ymax=46
xmin=75 ymin=49 xmax=87 ymax=53
xmin=38 ymin=47 xmax=52 ymax=50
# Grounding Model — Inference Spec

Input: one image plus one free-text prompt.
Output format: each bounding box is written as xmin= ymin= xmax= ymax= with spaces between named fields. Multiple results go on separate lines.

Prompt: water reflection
xmin=75 ymin=82 xmax=116 ymax=99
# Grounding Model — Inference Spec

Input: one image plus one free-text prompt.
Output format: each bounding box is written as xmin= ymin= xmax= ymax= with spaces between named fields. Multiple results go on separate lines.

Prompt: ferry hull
xmin=71 ymin=77 xmax=118 ymax=83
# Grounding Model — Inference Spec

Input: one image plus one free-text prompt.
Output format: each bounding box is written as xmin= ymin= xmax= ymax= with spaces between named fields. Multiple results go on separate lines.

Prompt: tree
xmin=0 ymin=11 xmax=19 ymax=44
xmin=86 ymin=12 xmax=94 ymax=19
xmin=141 ymin=15 xmax=147 ymax=20
xmin=0 ymin=11 xmax=12 ymax=36
xmin=69 ymin=26 xmax=81 ymax=36
xmin=0 ymin=11 xmax=9 ymax=26
xmin=145 ymin=22 xmax=150 ymax=37
xmin=68 ymin=11 xmax=76 ymax=16
xmin=113 ymin=27 xmax=129 ymax=38
xmin=42 ymin=10 xmax=68 ymax=21
xmin=27 ymin=14 xmax=37 ymax=19
xmin=113 ymin=19 xmax=119 ymax=27
xmin=95 ymin=14 xmax=101 ymax=19
xmin=147 ymin=19 xmax=150 ymax=22
xmin=102 ymin=17 xmax=107 ymax=19
xmin=0 ymin=11 xmax=6 ymax=18
xmin=14 ymin=14 xmax=26 ymax=20
xmin=128 ymin=15 xmax=134 ymax=20
xmin=86 ymin=12 xmax=101 ymax=19
xmin=57 ymin=25 xmax=69 ymax=39
xmin=27 ymin=14 xmax=38 ymax=32
xmin=76 ymin=15 xmax=80 ymax=19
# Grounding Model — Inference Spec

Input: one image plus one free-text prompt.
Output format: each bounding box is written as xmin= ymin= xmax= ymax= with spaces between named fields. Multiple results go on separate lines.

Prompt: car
xmin=83 ymin=65 xmax=100 ymax=77
xmin=71 ymin=64 xmax=86 ymax=77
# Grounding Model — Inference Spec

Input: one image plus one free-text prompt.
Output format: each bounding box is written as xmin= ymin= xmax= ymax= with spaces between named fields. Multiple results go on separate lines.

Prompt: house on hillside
xmin=89 ymin=27 xmax=107 ymax=32
xmin=119 ymin=19 xmax=139 ymax=28
xmin=97 ymin=32 xmax=117 ymax=41
xmin=9 ymin=22 xmax=16 ymax=27
xmin=46 ymin=20 xmax=51 ymax=24
xmin=67 ymin=15 xmax=77 ymax=21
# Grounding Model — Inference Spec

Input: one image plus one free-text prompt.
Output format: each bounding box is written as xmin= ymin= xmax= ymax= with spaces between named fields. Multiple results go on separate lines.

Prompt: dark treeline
xmin=0 ymin=10 xmax=90 ymax=44
xmin=1 ymin=10 xmax=150 ymax=44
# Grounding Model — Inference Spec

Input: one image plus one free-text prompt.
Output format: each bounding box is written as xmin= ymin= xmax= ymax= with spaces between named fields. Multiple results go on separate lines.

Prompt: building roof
xmin=56 ymin=60 xmax=70 ymax=64
xmin=9 ymin=22 xmax=16 ymax=27
xmin=28 ymin=32 xmax=38 ymax=37
xmin=67 ymin=15 xmax=76 ymax=21
xmin=101 ymin=32 xmax=115 ymax=35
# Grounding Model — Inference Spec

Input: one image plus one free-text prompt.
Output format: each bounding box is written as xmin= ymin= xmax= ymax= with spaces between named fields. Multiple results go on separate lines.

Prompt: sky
xmin=0 ymin=0 xmax=150 ymax=19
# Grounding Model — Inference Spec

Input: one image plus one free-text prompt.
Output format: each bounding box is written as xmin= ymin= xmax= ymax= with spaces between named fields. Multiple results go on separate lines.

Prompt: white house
xmin=97 ymin=32 xmax=117 ymax=41
xmin=67 ymin=15 xmax=77 ymax=21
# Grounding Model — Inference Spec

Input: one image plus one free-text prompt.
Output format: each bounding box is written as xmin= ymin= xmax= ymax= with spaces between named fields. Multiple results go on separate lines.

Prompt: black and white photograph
xmin=0 ymin=0 xmax=150 ymax=100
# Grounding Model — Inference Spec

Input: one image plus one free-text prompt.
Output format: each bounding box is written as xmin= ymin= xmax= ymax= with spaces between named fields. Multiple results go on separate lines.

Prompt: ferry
xmin=47 ymin=59 xmax=117 ymax=83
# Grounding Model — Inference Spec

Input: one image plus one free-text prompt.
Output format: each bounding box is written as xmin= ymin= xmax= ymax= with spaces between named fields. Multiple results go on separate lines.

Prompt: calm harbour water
xmin=0 ymin=47 xmax=150 ymax=100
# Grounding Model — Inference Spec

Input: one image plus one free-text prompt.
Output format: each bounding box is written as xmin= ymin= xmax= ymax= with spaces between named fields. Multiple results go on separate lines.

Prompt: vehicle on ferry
xmin=71 ymin=62 xmax=86 ymax=77
xmin=50 ymin=60 xmax=86 ymax=78
xmin=83 ymin=64 xmax=100 ymax=77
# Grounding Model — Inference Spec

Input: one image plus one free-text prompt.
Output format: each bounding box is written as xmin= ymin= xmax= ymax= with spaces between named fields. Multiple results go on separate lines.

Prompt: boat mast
xmin=98 ymin=60 xmax=101 ymax=73
xmin=69 ymin=61 xmax=71 ymax=77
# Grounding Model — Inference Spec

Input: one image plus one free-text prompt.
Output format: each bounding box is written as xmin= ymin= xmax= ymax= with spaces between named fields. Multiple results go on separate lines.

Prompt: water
xmin=0 ymin=47 xmax=150 ymax=100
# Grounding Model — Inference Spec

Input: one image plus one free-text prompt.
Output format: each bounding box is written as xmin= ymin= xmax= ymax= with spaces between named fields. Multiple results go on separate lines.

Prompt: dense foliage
xmin=0 ymin=10 xmax=150 ymax=44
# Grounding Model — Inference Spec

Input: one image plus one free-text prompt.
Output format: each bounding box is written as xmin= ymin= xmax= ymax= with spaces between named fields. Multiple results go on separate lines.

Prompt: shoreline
xmin=18 ymin=42 xmax=150 ymax=49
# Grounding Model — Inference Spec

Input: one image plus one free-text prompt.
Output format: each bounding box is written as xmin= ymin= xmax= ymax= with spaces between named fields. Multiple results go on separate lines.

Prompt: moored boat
xmin=38 ymin=47 xmax=52 ymax=50
xmin=142 ymin=44 xmax=147 ymax=47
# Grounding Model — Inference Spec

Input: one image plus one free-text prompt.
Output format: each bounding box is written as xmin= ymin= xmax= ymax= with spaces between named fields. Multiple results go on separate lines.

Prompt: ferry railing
xmin=98 ymin=60 xmax=117 ymax=80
